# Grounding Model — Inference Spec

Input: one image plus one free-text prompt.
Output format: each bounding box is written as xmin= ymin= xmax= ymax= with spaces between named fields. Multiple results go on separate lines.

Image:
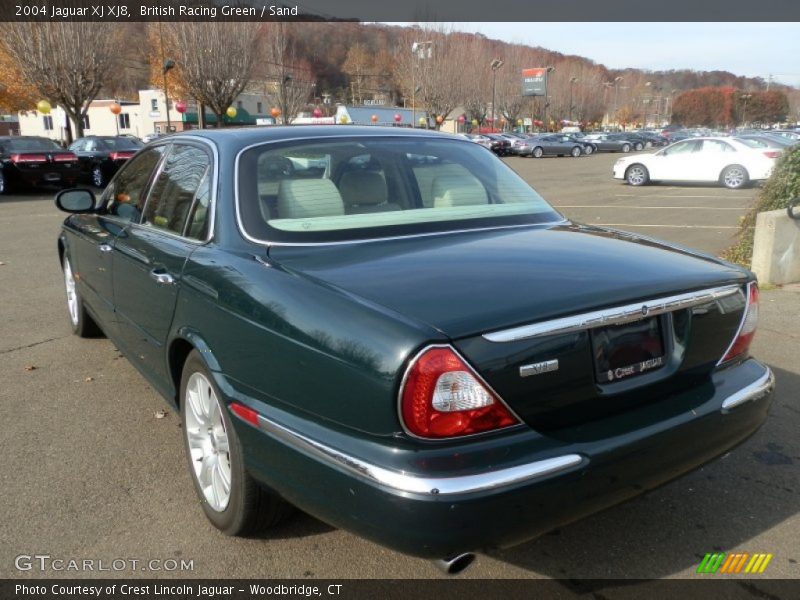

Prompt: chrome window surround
xmin=483 ymin=284 xmax=742 ymax=343
xmin=232 ymin=135 xmax=566 ymax=248
xmin=100 ymin=136 xmax=219 ymax=246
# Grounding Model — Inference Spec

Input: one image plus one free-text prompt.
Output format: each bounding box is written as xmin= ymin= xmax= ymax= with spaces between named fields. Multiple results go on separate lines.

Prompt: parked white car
xmin=613 ymin=137 xmax=778 ymax=189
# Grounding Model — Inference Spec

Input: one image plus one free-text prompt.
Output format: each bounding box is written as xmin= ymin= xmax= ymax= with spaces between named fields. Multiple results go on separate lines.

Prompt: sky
xmin=436 ymin=23 xmax=800 ymax=87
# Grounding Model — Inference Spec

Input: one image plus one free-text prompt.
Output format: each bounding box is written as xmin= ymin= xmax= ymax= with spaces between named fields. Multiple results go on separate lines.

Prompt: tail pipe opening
xmin=433 ymin=552 xmax=476 ymax=575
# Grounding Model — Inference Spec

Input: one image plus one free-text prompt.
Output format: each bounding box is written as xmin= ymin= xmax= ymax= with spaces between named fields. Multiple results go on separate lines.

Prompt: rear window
xmin=6 ymin=138 xmax=62 ymax=152
xmin=236 ymin=137 xmax=562 ymax=243
xmin=100 ymin=137 xmax=143 ymax=150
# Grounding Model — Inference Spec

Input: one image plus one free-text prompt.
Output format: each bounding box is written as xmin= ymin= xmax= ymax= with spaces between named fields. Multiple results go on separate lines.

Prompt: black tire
xmin=62 ymin=254 xmax=103 ymax=337
xmin=91 ymin=166 xmax=105 ymax=188
xmin=180 ymin=350 xmax=292 ymax=536
xmin=622 ymin=144 xmax=631 ymax=153
xmin=570 ymin=146 xmax=582 ymax=157
xmin=532 ymin=147 xmax=544 ymax=158
xmin=625 ymin=164 xmax=650 ymax=186
xmin=720 ymin=165 xmax=749 ymax=189
xmin=0 ymin=170 xmax=10 ymax=195
xmin=584 ymin=145 xmax=594 ymax=155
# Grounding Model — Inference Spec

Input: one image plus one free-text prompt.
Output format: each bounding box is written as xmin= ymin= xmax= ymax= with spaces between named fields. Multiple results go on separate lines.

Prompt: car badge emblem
xmin=520 ymin=359 xmax=559 ymax=378
xmin=641 ymin=305 xmax=649 ymax=317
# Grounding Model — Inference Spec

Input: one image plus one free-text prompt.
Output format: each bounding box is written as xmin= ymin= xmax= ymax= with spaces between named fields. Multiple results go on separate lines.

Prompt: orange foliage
xmin=0 ymin=44 xmax=39 ymax=112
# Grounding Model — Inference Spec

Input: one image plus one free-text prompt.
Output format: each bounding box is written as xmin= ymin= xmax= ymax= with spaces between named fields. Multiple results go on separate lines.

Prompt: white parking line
xmin=556 ymin=205 xmax=743 ymax=210
xmin=595 ymin=223 xmax=739 ymax=229
xmin=615 ymin=194 xmax=752 ymax=199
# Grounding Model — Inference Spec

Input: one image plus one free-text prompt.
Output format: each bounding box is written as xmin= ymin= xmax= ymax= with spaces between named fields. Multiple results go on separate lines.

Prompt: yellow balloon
xmin=37 ymin=100 xmax=51 ymax=115
xmin=225 ymin=106 xmax=237 ymax=119
xmin=339 ymin=115 xmax=348 ymax=124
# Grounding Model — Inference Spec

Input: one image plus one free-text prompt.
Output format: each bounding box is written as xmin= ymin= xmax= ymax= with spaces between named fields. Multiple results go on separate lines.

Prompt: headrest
xmin=277 ymin=179 xmax=344 ymax=219
xmin=339 ymin=171 xmax=388 ymax=207
xmin=432 ymin=174 xmax=488 ymax=207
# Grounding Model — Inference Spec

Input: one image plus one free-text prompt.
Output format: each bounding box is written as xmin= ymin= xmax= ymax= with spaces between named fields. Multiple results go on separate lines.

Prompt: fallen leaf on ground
xmin=154 ymin=410 xmax=167 ymax=419
xmin=85 ymin=376 xmax=94 ymax=382
xmin=24 ymin=365 xmax=37 ymax=371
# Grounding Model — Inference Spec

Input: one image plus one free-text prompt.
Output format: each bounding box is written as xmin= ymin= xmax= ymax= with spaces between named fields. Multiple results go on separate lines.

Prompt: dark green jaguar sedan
xmin=55 ymin=126 xmax=773 ymax=574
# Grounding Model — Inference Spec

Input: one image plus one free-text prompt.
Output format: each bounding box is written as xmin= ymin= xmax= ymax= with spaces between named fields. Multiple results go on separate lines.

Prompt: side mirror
xmin=56 ymin=188 xmax=96 ymax=213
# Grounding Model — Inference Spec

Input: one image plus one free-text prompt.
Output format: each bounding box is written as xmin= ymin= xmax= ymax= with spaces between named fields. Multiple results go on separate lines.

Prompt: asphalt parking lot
xmin=1 ymin=151 xmax=798 ymax=583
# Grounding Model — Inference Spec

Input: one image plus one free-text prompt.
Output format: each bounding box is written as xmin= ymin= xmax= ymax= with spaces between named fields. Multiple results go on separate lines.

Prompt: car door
xmin=112 ymin=142 xmax=212 ymax=387
xmin=68 ymin=139 xmax=88 ymax=178
xmin=696 ymin=139 xmax=737 ymax=182
xmin=67 ymin=146 xmax=166 ymax=330
xmin=647 ymin=139 xmax=701 ymax=180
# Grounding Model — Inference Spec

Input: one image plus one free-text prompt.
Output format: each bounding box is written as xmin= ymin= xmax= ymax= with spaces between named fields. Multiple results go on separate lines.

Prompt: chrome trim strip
xmin=721 ymin=367 xmax=774 ymax=411
xmin=716 ymin=281 xmax=754 ymax=366
xmin=254 ymin=414 xmax=583 ymax=496
xmin=232 ymin=135 xmax=567 ymax=248
xmin=483 ymin=284 xmax=741 ymax=343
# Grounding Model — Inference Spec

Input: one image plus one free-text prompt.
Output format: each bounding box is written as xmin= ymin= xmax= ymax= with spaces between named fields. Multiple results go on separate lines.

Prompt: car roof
xmin=169 ymin=125 xmax=462 ymax=149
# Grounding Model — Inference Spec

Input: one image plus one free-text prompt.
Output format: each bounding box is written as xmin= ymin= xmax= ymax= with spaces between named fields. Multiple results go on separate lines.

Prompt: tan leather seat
xmin=432 ymin=174 xmax=488 ymax=207
xmin=339 ymin=171 xmax=401 ymax=214
xmin=277 ymin=179 xmax=345 ymax=219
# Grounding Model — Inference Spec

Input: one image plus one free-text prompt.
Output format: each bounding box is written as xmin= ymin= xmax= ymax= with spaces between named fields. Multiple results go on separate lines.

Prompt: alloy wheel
xmin=723 ymin=167 xmax=746 ymax=189
xmin=533 ymin=147 xmax=543 ymax=158
xmin=184 ymin=372 xmax=232 ymax=512
xmin=92 ymin=167 xmax=104 ymax=188
xmin=626 ymin=165 xmax=648 ymax=186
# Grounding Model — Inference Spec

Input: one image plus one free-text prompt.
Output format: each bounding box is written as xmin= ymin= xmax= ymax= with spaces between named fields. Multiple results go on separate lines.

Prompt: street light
xmin=490 ymin=58 xmax=504 ymax=131
xmin=569 ymin=77 xmax=578 ymax=121
xmin=740 ymin=93 xmax=753 ymax=127
xmin=162 ymin=58 xmax=175 ymax=133
xmin=611 ymin=76 xmax=623 ymax=129
xmin=280 ymin=74 xmax=292 ymax=125
xmin=411 ymin=41 xmax=433 ymax=128
xmin=542 ymin=66 xmax=555 ymax=131
xmin=645 ymin=81 xmax=662 ymax=129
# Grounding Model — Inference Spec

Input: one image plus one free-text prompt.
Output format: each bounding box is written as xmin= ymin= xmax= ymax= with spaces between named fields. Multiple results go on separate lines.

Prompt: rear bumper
xmin=228 ymin=359 xmax=773 ymax=558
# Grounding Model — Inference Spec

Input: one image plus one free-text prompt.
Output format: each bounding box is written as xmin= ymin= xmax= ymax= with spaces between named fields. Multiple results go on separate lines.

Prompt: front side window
xmin=237 ymin=137 xmax=562 ymax=243
xmin=142 ymin=144 xmax=210 ymax=236
xmin=102 ymin=146 xmax=165 ymax=222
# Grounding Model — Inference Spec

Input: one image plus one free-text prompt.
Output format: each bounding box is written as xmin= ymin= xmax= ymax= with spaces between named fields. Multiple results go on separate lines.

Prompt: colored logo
xmin=697 ymin=552 xmax=773 ymax=574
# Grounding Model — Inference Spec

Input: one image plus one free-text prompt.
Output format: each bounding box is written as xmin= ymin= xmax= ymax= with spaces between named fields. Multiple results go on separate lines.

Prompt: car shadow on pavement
xmin=488 ymin=364 xmax=798 ymax=584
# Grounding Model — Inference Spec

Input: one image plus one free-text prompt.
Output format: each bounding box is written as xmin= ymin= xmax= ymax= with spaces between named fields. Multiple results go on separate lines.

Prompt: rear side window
xmin=142 ymin=144 xmax=210 ymax=237
xmin=7 ymin=138 xmax=62 ymax=152
xmin=103 ymin=146 xmax=165 ymax=222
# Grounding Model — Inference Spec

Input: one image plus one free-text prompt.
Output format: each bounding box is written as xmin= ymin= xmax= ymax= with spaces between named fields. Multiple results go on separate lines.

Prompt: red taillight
xmin=763 ymin=150 xmax=781 ymax=159
xmin=230 ymin=402 xmax=260 ymax=426
xmin=10 ymin=153 xmax=47 ymax=163
xmin=53 ymin=153 xmax=77 ymax=162
xmin=110 ymin=151 xmax=134 ymax=160
xmin=399 ymin=346 xmax=520 ymax=439
xmin=719 ymin=283 xmax=759 ymax=364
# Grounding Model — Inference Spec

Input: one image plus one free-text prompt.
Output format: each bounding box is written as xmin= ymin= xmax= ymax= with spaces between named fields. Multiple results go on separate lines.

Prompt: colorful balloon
xmin=109 ymin=102 xmax=122 ymax=115
xmin=226 ymin=106 xmax=237 ymax=119
xmin=312 ymin=108 xmax=323 ymax=118
xmin=175 ymin=101 xmax=187 ymax=114
xmin=435 ymin=115 xmax=444 ymax=124
xmin=270 ymin=107 xmax=281 ymax=118
xmin=394 ymin=113 xmax=402 ymax=123
xmin=36 ymin=100 xmax=51 ymax=115
xmin=371 ymin=114 xmax=378 ymax=123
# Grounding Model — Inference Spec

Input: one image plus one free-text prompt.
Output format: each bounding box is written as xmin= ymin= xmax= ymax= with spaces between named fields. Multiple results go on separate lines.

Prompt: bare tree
xmin=168 ymin=21 xmax=261 ymax=127
xmin=0 ymin=21 xmax=118 ymax=142
xmin=396 ymin=25 xmax=465 ymax=129
xmin=262 ymin=23 xmax=316 ymax=125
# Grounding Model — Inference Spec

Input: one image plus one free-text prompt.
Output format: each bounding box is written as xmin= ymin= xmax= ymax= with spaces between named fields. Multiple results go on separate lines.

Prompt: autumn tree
xmin=167 ymin=21 xmax=261 ymax=127
xmin=342 ymin=43 xmax=371 ymax=105
xmin=260 ymin=22 xmax=316 ymax=124
xmin=0 ymin=44 xmax=38 ymax=112
xmin=0 ymin=21 xmax=118 ymax=142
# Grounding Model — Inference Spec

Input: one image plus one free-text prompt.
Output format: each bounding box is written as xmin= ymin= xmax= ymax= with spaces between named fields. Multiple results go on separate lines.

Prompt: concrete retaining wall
xmin=751 ymin=209 xmax=800 ymax=285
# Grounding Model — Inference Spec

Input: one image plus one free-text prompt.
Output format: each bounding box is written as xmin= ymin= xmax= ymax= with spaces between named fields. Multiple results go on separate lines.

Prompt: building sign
xmin=363 ymin=99 xmax=387 ymax=106
xmin=522 ymin=68 xmax=548 ymax=97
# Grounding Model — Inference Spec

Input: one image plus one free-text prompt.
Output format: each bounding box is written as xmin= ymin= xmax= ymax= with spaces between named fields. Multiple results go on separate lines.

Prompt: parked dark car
xmin=583 ymin=133 xmax=635 ymax=153
xmin=520 ymin=134 xmax=585 ymax=157
xmin=69 ymin=135 xmax=144 ymax=188
xmin=634 ymin=131 xmax=670 ymax=148
xmin=0 ymin=136 xmax=79 ymax=195
xmin=55 ymin=126 xmax=773 ymax=572
xmin=482 ymin=133 xmax=512 ymax=156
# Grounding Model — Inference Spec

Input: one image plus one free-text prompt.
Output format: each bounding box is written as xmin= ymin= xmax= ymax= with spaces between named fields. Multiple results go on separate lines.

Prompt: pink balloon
xmin=312 ymin=108 xmax=322 ymax=118
xmin=394 ymin=113 xmax=402 ymax=122
xmin=175 ymin=101 xmax=187 ymax=114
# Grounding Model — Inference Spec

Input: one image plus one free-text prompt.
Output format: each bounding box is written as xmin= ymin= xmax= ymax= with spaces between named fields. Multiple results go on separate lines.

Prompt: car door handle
xmin=149 ymin=269 xmax=176 ymax=285
xmin=98 ymin=244 xmax=113 ymax=253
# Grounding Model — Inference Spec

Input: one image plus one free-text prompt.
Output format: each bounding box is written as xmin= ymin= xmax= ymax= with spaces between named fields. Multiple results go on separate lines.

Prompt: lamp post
xmin=279 ymin=74 xmax=292 ymax=125
xmin=411 ymin=41 xmax=432 ymax=128
xmin=162 ymin=58 xmax=175 ymax=133
xmin=490 ymin=58 xmax=504 ymax=132
xmin=611 ymin=76 xmax=623 ymax=129
xmin=541 ymin=66 xmax=555 ymax=131
xmin=568 ymin=77 xmax=578 ymax=121
xmin=740 ymin=94 xmax=753 ymax=127
xmin=644 ymin=81 xmax=662 ymax=129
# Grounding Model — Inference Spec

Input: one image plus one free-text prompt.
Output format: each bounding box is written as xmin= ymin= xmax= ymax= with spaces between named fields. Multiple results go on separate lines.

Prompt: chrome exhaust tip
xmin=433 ymin=552 xmax=476 ymax=575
